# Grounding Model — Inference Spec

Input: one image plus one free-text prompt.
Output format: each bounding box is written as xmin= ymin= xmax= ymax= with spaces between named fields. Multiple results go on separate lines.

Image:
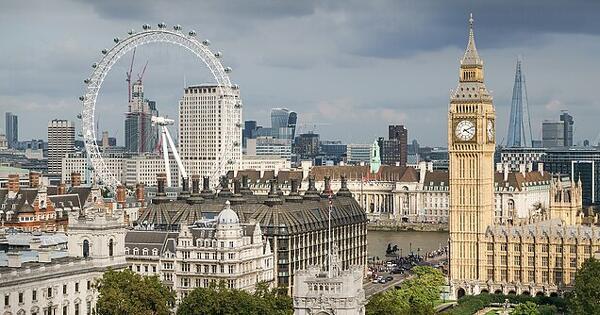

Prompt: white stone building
xmin=48 ymin=120 xmax=75 ymax=176
xmin=126 ymin=201 xmax=274 ymax=302
xmin=0 ymin=191 xmax=128 ymax=315
xmin=179 ymin=84 xmax=242 ymax=179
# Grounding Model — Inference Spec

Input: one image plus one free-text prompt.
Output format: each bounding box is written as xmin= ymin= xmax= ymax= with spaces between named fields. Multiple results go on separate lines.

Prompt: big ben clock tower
xmin=448 ymin=14 xmax=495 ymax=297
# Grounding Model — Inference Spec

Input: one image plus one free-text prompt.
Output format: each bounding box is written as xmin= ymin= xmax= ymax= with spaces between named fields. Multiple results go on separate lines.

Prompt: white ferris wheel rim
xmin=81 ymin=24 xmax=240 ymax=191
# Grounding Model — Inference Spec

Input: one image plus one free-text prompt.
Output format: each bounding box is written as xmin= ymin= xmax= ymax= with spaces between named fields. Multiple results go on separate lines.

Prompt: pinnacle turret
xmin=461 ymin=13 xmax=483 ymax=66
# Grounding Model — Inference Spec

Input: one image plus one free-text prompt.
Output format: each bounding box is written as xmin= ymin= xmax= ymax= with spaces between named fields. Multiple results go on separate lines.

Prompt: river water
xmin=367 ymin=230 xmax=449 ymax=259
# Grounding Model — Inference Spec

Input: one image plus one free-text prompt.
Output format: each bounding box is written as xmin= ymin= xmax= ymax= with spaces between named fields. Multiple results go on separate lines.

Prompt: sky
xmin=2 ymin=0 xmax=600 ymax=147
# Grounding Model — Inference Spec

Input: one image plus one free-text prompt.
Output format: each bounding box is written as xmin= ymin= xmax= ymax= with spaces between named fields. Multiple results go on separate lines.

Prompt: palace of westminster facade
xmin=448 ymin=15 xmax=600 ymax=298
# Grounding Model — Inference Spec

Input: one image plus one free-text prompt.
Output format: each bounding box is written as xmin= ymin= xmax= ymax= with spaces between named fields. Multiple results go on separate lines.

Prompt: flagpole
xmin=328 ymin=193 xmax=332 ymax=278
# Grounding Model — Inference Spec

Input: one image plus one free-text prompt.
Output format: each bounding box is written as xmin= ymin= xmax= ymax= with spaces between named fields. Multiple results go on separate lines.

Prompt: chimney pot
xmin=7 ymin=252 xmax=21 ymax=268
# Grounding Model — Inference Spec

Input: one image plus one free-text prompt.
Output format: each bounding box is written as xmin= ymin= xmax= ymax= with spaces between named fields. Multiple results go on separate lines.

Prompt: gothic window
xmin=83 ymin=240 xmax=90 ymax=258
xmin=109 ymin=239 xmax=114 ymax=257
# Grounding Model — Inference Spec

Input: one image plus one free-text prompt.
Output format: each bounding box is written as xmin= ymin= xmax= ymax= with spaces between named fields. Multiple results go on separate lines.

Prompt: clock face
xmin=455 ymin=120 xmax=475 ymax=141
xmin=487 ymin=119 xmax=494 ymax=142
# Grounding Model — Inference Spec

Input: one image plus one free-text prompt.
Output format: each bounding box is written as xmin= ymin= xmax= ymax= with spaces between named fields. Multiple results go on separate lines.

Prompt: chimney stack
xmin=321 ymin=176 xmax=333 ymax=197
xmin=135 ymin=183 xmax=145 ymax=203
xmin=116 ymin=185 xmax=126 ymax=207
xmin=519 ymin=164 xmax=526 ymax=176
xmin=57 ymin=182 xmax=66 ymax=195
xmin=29 ymin=172 xmax=40 ymax=188
xmin=157 ymin=173 xmax=167 ymax=195
xmin=7 ymin=174 xmax=19 ymax=194
xmin=37 ymin=249 xmax=52 ymax=263
xmin=7 ymin=252 xmax=21 ymax=268
xmin=71 ymin=172 xmax=81 ymax=187
xmin=191 ymin=175 xmax=200 ymax=195
xmin=503 ymin=164 xmax=509 ymax=182
xmin=538 ymin=162 xmax=544 ymax=176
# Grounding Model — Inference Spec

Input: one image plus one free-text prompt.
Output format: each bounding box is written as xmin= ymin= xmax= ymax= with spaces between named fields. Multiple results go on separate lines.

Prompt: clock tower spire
xmin=448 ymin=14 xmax=496 ymax=297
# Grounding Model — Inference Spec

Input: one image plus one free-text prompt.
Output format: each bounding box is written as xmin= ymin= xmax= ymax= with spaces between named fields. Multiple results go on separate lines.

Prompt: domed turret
xmin=216 ymin=200 xmax=239 ymax=225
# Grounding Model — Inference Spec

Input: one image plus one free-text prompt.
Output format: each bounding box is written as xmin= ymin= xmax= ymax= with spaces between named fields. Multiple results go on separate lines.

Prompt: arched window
xmin=109 ymin=239 xmax=114 ymax=257
xmin=83 ymin=240 xmax=90 ymax=258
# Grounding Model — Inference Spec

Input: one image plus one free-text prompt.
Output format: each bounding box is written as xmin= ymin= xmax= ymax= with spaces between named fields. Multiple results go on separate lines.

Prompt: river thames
xmin=367 ymin=230 xmax=449 ymax=259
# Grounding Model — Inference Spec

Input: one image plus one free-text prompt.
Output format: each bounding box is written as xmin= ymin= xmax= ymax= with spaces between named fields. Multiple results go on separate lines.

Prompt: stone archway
xmin=481 ymin=289 xmax=489 ymax=294
xmin=508 ymin=290 xmax=516 ymax=295
xmin=550 ymin=292 xmax=558 ymax=297
xmin=536 ymin=291 xmax=545 ymax=297
xmin=457 ymin=288 xmax=466 ymax=299
xmin=522 ymin=291 xmax=530 ymax=296
xmin=494 ymin=289 xmax=503 ymax=295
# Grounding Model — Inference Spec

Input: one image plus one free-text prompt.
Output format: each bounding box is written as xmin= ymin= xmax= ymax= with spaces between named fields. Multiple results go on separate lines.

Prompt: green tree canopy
xmin=511 ymin=301 xmax=540 ymax=315
xmin=95 ymin=269 xmax=175 ymax=315
xmin=366 ymin=266 xmax=445 ymax=315
xmin=568 ymin=257 xmax=600 ymax=315
xmin=177 ymin=282 xmax=292 ymax=315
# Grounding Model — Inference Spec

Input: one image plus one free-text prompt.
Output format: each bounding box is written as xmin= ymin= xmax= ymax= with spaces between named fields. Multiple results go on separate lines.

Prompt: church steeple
xmin=461 ymin=13 xmax=483 ymax=67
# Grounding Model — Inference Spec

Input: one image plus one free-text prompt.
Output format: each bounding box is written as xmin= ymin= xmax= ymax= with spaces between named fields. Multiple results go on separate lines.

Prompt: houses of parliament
xmin=448 ymin=15 xmax=600 ymax=298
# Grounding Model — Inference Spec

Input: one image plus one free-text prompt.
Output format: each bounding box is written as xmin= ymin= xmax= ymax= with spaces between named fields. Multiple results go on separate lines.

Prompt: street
xmin=363 ymin=273 xmax=410 ymax=298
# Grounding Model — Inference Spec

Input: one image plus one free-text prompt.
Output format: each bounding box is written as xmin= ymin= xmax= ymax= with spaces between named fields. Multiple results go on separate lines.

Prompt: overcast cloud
xmin=1 ymin=0 xmax=600 ymax=146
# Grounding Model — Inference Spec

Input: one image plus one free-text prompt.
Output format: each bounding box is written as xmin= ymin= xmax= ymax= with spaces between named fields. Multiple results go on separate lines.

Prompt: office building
xmin=137 ymin=175 xmax=367 ymax=294
xmin=246 ymin=137 xmax=292 ymax=160
xmin=542 ymin=121 xmax=564 ymax=148
xmin=294 ymin=133 xmax=320 ymax=159
xmin=270 ymin=108 xmax=297 ymax=140
xmin=346 ymin=144 xmax=371 ymax=164
xmin=506 ymin=59 xmax=533 ymax=148
xmin=47 ymin=120 xmax=75 ymax=176
xmin=319 ymin=141 xmax=347 ymax=163
xmin=500 ymin=147 xmax=547 ymax=171
xmin=127 ymin=200 xmax=274 ymax=301
xmin=242 ymin=120 xmax=257 ymax=148
xmin=179 ymin=84 xmax=242 ymax=178
xmin=542 ymin=147 xmax=600 ymax=206
xmin=388 ymin=125 xmax=408 ymax=166
xmin=5 ymin=112 xmax=18 ymax=149
xmin=560 ymin=111 xmax=574 ymax=147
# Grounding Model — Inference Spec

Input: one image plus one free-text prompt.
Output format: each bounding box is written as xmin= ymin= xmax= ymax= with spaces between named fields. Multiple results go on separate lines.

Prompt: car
xmin=376 ymin=275 xmax=383 ymax=281
xmin=391 ymin=268 xmax=403 ymax=274
xmin=385 ymin=276 xmax=394 ymax=281
xmin=379 ymin=279 xmax=386 ymax=284
xmin=372 ymin=279 xmax=379 ymax=284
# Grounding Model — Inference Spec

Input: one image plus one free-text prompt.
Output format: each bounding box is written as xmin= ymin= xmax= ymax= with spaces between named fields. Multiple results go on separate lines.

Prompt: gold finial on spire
xmin=469 ymin=13 xmax=474 ymax=28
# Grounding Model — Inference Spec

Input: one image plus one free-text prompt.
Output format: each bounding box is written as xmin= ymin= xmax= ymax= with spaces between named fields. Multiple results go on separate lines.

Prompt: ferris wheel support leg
xmin=164 ymin=127 xmax=188 ymax=180
xmin=161 ymin=128 xmax=172 ymax=187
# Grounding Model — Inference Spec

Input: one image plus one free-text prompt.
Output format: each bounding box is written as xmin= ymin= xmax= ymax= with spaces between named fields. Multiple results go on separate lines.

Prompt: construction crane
xmin=126 ymin=48 xmax=136 ymax=103
xmin=296 ymin=122 xmax=331 ymax=135
xmin=137 ymin=60 xmax=149 ymax=82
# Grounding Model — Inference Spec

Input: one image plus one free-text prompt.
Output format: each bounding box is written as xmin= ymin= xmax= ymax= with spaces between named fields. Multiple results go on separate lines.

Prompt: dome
xmin=217 ymin=201 xmax=239 ymax=224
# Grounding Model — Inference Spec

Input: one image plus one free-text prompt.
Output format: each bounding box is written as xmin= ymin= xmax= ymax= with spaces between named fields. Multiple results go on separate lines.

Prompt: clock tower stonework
xmin=448 ymin=14 xmax=496 ymax=297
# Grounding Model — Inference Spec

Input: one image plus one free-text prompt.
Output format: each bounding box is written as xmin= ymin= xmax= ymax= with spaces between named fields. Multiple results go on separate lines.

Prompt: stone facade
xmin=126 ymin=201 xmax=274 ymax=302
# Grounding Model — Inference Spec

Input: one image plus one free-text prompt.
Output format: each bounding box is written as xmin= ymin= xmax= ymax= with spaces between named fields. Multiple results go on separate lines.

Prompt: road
xmin=363 ymin=273 xmax=410 ymax=298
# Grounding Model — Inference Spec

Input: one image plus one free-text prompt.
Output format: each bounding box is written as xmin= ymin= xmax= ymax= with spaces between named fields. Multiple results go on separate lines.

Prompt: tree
xmin=177 ymin=282 xmax=292 ymax=315
xmin=568 ymin=257 xmax=600 ymax=315
xmin=95 ymin=269 xmax=175 ymax=315
xmin=511 ymin=301 xmax=540 ymax=315
xmin=366 ymin=266 xmax=445 ymax=315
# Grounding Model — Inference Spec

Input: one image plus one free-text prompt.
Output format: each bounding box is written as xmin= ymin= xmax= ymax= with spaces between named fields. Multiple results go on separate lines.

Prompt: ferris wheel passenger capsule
xmin=232 ymin=84 xmax=239 ymax=90
xmin=113 ymin=37 xmax=119 ymax=43
xmin=84 ymin=79 xmax=91 ymax=84
xmin=142 ymin=24 xmax=151 ymax=30
xmin=92 ymin=63 xmax=97 ymax=68
xmin=214 ymin=51 xmax=222 ymax=58
xmin=224 ymin=67 xmax=232 ymax=73
xmin=202 ymin=39 xmax=211 ymax=46
xmin=78 ymin=96 xmax=85 ymax=101
xmin=101 ymin=49 xmax=108 ymax=55
xmin=188 ymin=30 xmax=196 ymax=36
xmin=128 ymin=29 xmax=135 ymax=35
xmin=158 ymin=22 xmax=167 ymax=29
xmin=173 ymin=25 xmax=182 ymax=31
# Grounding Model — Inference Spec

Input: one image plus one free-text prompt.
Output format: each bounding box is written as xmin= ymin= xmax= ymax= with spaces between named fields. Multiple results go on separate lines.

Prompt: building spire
xmin=461 ymin=13 xmax=483 ymax=66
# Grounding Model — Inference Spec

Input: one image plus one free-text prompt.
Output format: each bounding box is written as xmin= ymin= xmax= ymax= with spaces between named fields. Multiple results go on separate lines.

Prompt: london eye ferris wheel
xmin=79 ymin=23 xmax=241 ymax=191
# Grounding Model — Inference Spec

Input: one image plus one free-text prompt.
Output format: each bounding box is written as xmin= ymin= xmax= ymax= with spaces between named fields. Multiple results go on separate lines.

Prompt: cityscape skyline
xmin=2 ymin=1 xmax=600 ymax=146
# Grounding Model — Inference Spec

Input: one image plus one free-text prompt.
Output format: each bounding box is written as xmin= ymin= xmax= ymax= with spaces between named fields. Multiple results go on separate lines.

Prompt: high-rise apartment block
xmin=179 ymin=85 xmax=241 ymax=178
xmin=378 ymin=125 xmax=408 ymax=167
xmin=5 ymin=112 xmax=18 ymax=149
xmin=124 ymin=81 xmax=159 ymax=153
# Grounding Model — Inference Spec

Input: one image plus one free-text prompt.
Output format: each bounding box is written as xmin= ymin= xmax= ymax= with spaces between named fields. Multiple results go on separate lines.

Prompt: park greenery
xmin=366 ymin=266 xmax=446 ymax=315
xmin=95 ymin=269 xmax=175 ymax=315
xmin=176 ymin=282 xmax=292 ymax=315
xmin=566 ymin=257 xmax=600 ymax=315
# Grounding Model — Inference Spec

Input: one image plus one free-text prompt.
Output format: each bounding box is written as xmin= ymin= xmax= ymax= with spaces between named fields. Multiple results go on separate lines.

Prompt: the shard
xmin=506 ymin=59 xmax=533 ymax=147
